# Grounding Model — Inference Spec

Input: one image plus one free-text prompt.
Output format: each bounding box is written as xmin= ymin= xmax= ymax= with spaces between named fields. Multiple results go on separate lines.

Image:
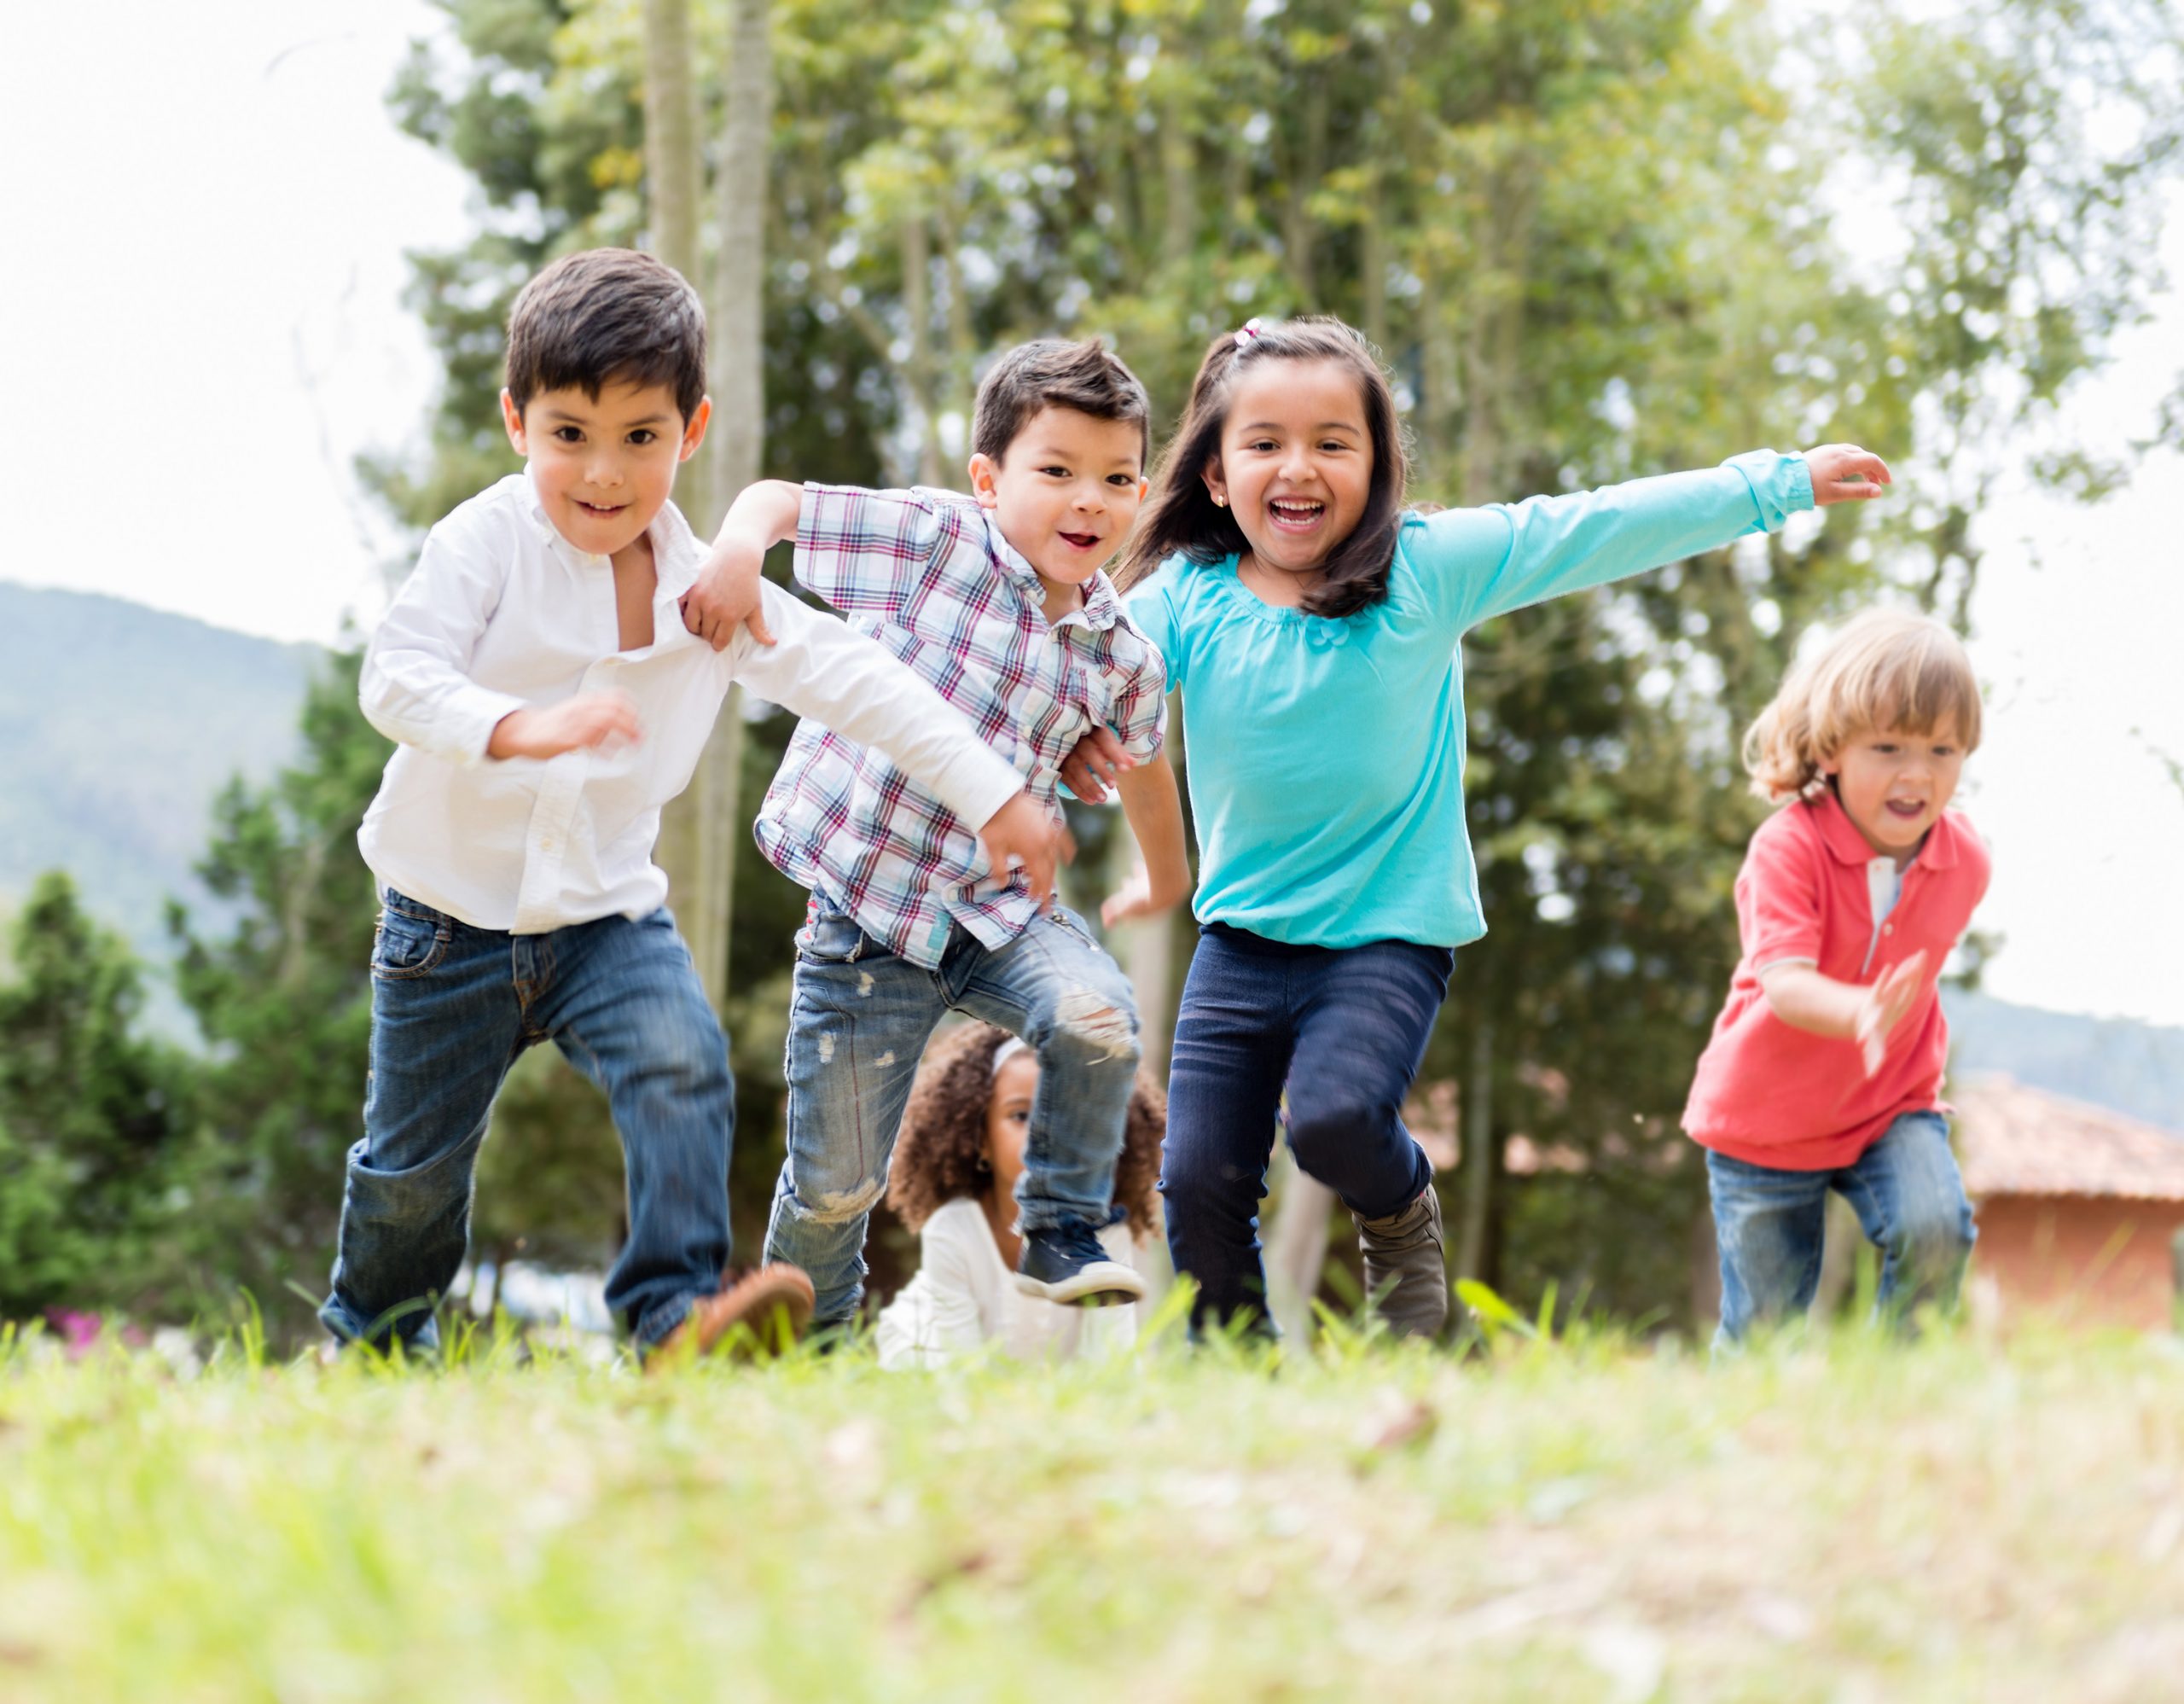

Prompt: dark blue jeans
xmin=1706 ymin=1110 xmax=1978 ymax=1346
xmin=319 ymin=891 xmax=735 ymax=1350
xmin=1162 ymin=923 xmax=1453 ymax=1329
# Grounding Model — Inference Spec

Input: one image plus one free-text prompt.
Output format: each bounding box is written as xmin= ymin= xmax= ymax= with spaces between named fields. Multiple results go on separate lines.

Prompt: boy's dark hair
xmin=505 ymin=248 xmax=708 ymax=424
xmin=971 ymin=338 xmax=1152 ymax=466
xmin=1113 ymin=316 xmax=1410 ymax=620
xmin=886 ymin=1023 xmax=1165 ymax=1242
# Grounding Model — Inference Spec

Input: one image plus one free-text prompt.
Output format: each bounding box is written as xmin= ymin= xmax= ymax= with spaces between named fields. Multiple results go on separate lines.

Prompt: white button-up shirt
xmin=357 ymin=474 xmax=1025 ymax=936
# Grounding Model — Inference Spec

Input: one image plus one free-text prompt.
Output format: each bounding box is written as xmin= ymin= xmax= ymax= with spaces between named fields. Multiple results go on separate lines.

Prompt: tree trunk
xmin=640 ymin=0 xmax=730 ymax=1003
xmin=682 ymin=0 xmax=775 ymax=1008
xmin=1455 ymin=1019 xmax=1493 ymax=1282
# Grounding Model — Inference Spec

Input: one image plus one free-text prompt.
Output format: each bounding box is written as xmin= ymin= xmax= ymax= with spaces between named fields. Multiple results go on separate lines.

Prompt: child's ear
xmin=967 ymin=452 xmax=1002 ymax=509
xmin=500 ymin=388 xmax=527 ymax=456
xmin=678 ymin=397 xmax=712 ymax=462
xmin=1200 ymin=457 xmax=1227 ymax=509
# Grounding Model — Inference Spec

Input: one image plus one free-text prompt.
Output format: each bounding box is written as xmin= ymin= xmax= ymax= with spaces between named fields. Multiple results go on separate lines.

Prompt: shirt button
xmin=1883 ymin=923 xmax=1893 ymax=934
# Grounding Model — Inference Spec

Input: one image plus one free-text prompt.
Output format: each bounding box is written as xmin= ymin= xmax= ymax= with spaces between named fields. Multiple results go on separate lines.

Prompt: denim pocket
xmin=372 ymin=907 xmax=450 ymax=980
xmin=1043 ymin=905 xmax=1096 ymax=947
xmin=795 ymin=911 xmax=867 ymax=964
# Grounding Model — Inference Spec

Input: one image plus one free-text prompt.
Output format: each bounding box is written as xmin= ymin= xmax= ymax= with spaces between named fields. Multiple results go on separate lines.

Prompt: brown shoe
xmin=1354 ymin=1186 xmax=1449 ymax=1340
xmin=645 ymin=1265 xmax=816 ymax=1371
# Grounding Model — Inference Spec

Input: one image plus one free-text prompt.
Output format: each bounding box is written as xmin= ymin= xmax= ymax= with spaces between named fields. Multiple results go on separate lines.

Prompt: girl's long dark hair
xmin=1114 ymin=316 xmax=1409 ymax=619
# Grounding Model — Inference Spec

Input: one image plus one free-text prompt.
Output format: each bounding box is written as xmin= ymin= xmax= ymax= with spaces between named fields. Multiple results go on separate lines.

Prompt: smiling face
xmin=968 ymin=407 xmax=1147 ymax=615
xmin=1205 ymin=357 xmax=1374 ymax=586
xmin=1825 ymin=718 xmax=1968 ymax=865
xmin=501 ymin=378 xmax=710 ymax=561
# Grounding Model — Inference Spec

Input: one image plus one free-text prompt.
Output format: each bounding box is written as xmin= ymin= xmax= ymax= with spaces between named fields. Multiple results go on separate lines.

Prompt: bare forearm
xmin=1116 ymin=758 xmax=1192 ymax=909
xmin=1757 ymin=964 xmax=1864 ymax=1039
xmin=712 ymin=479 xmax=804 ymax=557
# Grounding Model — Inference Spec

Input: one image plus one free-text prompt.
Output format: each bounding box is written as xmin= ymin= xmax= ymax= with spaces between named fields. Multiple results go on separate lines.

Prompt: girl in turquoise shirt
xmin=1100 ymin=315 xmax=1891 ymax=1337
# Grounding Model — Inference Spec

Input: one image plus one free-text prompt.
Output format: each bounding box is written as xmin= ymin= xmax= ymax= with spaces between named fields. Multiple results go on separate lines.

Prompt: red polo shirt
xmin=1682 ymin=791 xmax=1990 ymax=1172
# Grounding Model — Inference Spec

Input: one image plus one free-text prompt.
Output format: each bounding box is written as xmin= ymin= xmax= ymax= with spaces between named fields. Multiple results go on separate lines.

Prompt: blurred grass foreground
xmin=5 ymin=1313 xmax=2184 ymax=1702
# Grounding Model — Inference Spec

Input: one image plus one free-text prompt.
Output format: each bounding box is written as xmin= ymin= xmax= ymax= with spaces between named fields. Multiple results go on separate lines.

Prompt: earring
xmin=1212 ymin=494 xmax=1228 ymax=508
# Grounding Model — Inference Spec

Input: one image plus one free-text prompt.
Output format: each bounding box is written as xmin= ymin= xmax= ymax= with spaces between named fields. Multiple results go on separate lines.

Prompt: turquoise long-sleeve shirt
xmin=1122 ymin=451 xmax=1814 ymax=950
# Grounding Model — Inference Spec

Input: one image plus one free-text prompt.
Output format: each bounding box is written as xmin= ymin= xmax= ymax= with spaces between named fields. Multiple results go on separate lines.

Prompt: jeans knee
xmin=792 ymin=1172 xmax=886 ymax=1226
xmin=1286 ymin=1100 xmax=1396 ymax=1170
xmin=1043 ymin=988 xmax=1141 ymax=1068
xmin=1892 ymin=1207 xmax=1976 ymax=1268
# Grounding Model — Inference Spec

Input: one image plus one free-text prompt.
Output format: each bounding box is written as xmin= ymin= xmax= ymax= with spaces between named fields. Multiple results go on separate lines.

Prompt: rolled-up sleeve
xmin=359 ymin=513 xmax=528 ymax=766
xmin=793 ymin=483 xmax=947 ymax=611
xmin=729 ymin=582 xmax=1024 ymax=830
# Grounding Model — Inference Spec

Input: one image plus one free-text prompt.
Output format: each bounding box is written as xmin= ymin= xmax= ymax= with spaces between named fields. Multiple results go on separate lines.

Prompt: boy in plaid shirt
xmin=680 ymin=340 xmax=1189 ymax=1325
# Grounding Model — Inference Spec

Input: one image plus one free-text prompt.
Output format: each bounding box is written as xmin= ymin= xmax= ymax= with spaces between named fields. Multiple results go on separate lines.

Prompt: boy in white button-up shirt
xmin=322 ymin=250 xmax=1061 ymax=1364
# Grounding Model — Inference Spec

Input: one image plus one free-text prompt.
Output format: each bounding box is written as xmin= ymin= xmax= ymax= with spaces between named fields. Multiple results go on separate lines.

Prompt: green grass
xmin=5 ymin=1311 xmax=2184 ymax=1702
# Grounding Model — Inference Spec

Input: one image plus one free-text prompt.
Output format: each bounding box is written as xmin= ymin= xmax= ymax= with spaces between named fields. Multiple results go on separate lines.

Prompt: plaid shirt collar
xmin=977 ymin=506 xmax=1128 ymax=634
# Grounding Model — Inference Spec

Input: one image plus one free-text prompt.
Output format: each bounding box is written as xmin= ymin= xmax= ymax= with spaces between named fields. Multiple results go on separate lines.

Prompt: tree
xmin=168 ymin=657 xmax=389 ymax=1336
xmin=0 ymin=874 xmax=204 ymax=1321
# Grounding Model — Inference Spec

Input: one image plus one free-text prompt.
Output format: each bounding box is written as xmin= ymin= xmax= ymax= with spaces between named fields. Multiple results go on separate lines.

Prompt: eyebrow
xmin=1237 ymin=420 xmax=1362 ymax=433
xmin=542 ymin=408 xmax=673 ymax=427
xmin=1026 ymin=445 xmax=1142 ymax=471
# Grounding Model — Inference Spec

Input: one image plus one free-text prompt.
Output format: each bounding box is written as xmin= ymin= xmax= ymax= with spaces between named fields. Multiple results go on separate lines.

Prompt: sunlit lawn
xmin=5 ymin=1304 xmax=2183 ymax=1703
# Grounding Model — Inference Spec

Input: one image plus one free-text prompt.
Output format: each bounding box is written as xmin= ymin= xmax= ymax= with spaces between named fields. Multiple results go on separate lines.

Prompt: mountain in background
xmin=0 ymin=581 xmax=320 ymax=972
xmin=1946 ymin=987 xmax=2184 ymax=1135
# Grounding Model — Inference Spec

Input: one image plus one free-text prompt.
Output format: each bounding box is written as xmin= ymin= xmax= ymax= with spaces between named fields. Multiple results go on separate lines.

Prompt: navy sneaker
xmin=1014 ymin=1220 xmax=1148 ymax=1306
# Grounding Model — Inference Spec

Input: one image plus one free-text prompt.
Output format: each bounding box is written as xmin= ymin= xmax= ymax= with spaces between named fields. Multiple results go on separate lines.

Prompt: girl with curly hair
xmin=876 ymin=1023 xmax=1165 ymax=1369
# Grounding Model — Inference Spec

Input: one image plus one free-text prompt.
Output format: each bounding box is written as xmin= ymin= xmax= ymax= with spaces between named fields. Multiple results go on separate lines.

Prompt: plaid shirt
xmin=754 ymin=483 xmax=1168 ymax=969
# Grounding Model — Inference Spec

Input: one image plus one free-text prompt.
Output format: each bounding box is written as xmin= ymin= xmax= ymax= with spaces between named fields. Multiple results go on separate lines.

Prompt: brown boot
xmin=645 ymin=1265 xmax=816 ymax=1371
xmin=1354 ymin=1186 xmax=1449 ymax=1340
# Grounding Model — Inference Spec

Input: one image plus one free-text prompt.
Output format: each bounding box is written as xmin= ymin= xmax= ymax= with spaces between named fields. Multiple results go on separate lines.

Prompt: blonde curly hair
xmin=1744 ymin=608 xmax=1982 ymax=803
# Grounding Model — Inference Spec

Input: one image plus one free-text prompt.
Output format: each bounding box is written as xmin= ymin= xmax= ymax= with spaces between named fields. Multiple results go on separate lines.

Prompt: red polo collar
xmin=1804 ymin=786 xmax=1960 ymax=872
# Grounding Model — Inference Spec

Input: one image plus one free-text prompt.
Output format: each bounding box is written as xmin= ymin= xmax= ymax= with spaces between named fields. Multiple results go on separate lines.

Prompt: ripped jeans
xmin=764 ymin=904 xmax=1141 ymax=1325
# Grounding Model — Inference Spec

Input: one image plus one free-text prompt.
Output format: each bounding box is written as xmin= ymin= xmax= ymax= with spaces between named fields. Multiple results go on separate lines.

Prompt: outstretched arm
xmin=1101 ymin=756 xmax=1193 ymax=927
xmin=1437 ymin=445 xmax=1891 ymax=634
xmin=679 ymin=478 xmax=804 ymax=650
xmin=1758 ymin=951 xmax=1929 ymax=1078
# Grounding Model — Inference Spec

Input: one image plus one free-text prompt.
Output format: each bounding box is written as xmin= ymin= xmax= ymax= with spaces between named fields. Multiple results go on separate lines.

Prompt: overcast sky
xmin=5 ymin=2 xmax=2182 ymax=1030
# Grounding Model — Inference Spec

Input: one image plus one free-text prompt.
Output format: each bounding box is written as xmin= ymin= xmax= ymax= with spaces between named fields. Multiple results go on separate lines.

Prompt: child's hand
xmin=1853 ymin=950 xmax=1928 ymax=1076
xmin=976 ymin=793 xmax=1072 ymax=910
xmin=489 ymin=691 xmax=642 ymax=761
xmin=678 ymin=538 xmax=776 ymax=653
xmin=1803 ymin=445 xmax=1894 ymax=506
xmin=1101 ymin=862 xmax=1161 ymax=928
xmin=1058 ymin=724 xmax=1136 ymax=804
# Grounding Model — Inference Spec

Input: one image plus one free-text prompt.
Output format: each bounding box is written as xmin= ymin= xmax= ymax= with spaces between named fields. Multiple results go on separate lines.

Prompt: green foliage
xmin=0 ymin=874 xmax=204 ymax=1319
xmin=168 ymin=655 xmax=390 ymax=1337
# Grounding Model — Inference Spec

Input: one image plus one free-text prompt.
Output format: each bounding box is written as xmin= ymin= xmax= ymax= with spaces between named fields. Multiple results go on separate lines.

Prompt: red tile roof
xmin=1955 ymin=1076 xmax=2184 ymax=1202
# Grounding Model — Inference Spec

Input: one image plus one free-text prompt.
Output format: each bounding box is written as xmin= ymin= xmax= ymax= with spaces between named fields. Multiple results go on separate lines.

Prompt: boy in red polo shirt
xmin=1684 ymin=609 xmax=1988 ymax=1343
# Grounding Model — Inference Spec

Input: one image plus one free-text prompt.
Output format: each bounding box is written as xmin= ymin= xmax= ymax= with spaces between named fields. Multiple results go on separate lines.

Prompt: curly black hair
xmin=886 ymin=1022 xmax=1166 ymax=1241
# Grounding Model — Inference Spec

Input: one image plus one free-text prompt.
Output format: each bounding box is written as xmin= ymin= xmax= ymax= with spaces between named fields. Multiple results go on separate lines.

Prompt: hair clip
xmin=1234 ymin=317 xmax=1263 ymax=349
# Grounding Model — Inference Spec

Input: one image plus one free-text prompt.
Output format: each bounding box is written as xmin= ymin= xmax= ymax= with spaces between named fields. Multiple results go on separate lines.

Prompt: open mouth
xmin=1058 ymin=531 xmax=1101 ymax=551
xmin=1884 ymin=799 xmax=1928 ymax=821
xmin=575 ymin=499 xmax=628 ymax=519
xmin=1268 ymin=497 xmax=1326 ymax=532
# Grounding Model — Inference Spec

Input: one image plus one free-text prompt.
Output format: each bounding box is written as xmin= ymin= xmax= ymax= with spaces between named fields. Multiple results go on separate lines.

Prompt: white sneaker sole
xmin=1014 ymin=1259 xmax=1148 ymax=1306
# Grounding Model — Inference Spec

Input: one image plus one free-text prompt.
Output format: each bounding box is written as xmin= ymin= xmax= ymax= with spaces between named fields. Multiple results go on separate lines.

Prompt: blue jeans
xmin=1707 ymin=1110 xmax=1978 ymax=1346
xmin=764 ymin=905 xmax=1141 ymax=1325
xmin=1162 ymin=924 xmax=1451 ymax=1331
xmin=320 ymin=891 xmax=735 ymax=1350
